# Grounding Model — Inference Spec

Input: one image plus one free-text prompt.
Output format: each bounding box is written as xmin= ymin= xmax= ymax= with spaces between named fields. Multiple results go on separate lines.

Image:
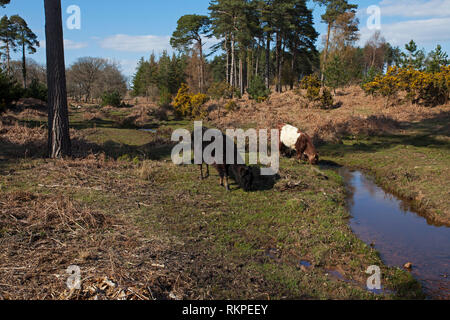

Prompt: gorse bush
xmin=300 ymin=74 xmax=321 ymax=102
xmin=364 ymin=66 xmax=450 ymax=107
xmin=247 ymin=76 xmax=270 ymax=102
xmin=173 ymin=83 xmax=209 ymax=119
xmin=224 ymin=100 xmax=237 ymax=111
xmin=101 ymin=91 xmax=123 ymax=108
xmin=320 ymin=88 xmax=334 ymax=109
xmin=299 ymin=74 xmax=334 ymax=109
xmin=190 ymin=92 xmax=210 ymax=117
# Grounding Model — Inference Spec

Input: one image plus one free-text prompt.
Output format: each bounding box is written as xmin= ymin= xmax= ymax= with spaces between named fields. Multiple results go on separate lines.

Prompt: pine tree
xmin=403 ymin=40 xmax=426 ymax=70
xmin=384 ymin=43 xmax=402 ymax=68
xmin=9 ymin=15 xmax=39 ymax=89
xmin=170 ymin=14 xmax=210 ymax=93
xmin=324 ymin=54 xmax=347 ymax=93
xmin=0 ymin=0 xmax=10 ymax=8
xmin=313 ymin=0 xmax=358 ymax=84
xmin=284 ymin=0 xmax=318 ymax=90
xmin=426 ymin=45 xmax=448 ymax=73
xmin=0 ymin=15 xmax=18 ymax=75
xmin=209 ymin=0 xmax=249 ymax=93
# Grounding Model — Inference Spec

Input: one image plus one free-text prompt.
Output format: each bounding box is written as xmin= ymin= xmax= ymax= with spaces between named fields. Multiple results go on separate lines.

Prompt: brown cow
xmin=278 ymin=124 xmax=319 ymax=165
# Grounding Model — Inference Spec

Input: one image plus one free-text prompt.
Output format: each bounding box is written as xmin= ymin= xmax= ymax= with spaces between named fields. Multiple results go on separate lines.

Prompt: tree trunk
xmin=239 ymin=56 xmax=244 ymax=97
xmin=22 ymin=40 xmax=27 ymax=89
xmin=275 ymin=33 xmax=282 ymax=93
xmin=290 ymin=49 xmax=296 ymax=90
xmin=45 ymin=0 xmax=71 ymax=158
xmin=198 ymin=38 xmax=204 ymax=93
xmin=255 ymin=43 xmax=259 ymax=77
xmin=321 ymin=23 xmax=332 ymax=86
xmin=225 ymin=35 xmax=229 ymax=84
xmin=247 ymin=47 xmax=252 ymax=89
xmin=230 ymin=34 xmax=235 ymax=88
xmin=6 ymin=42 xmax=10 ymax=75
xmin=265 ymin=34 xmax=270 ymax=89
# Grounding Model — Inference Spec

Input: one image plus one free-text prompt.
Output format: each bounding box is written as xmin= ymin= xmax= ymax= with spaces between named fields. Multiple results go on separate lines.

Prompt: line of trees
xmin=204 ymin=0 xmax=320 ymax=94
xmin=132 ymin=52 xmax=187 ymax=104
xmin=132 ymin=0 xmax=362 ymax=100
xmin=66 ymin=57 xmax=127 ymax=103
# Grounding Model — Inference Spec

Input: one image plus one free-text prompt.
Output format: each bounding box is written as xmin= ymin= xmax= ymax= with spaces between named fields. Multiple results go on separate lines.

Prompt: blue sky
xmin=2 ymin=0 xmax=450 ymax=78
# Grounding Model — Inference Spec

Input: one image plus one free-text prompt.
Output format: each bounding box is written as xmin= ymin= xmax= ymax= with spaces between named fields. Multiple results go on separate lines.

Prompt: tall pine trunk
xmin=6 ymin=42 xmax=10 ymax=75
xmin=275 ymin=33 xmax=282 ymax=93
xmin=198 ymin=39 xmax=204 ymax=93
xmin=321 ymin=23 xmax=332 ymax=85
xmin=22 ymin=40 xmax=27 ymax=89
xmin=45 ymin=0 xmax=71 ymax=158
xmin=239 ymin=56 xmax=243 ymax=96
xmin=290 ymin=50 xmax=296 ymax=90
xmin=225 ymin=35 xmax=230 ymax=84
xmin=230 ymin=34 xmax=235 ymax=88
xmin=246 ymin=47 xmax=252 ymax=89
xmin=265 ymin=34 xmax=270 ymax=89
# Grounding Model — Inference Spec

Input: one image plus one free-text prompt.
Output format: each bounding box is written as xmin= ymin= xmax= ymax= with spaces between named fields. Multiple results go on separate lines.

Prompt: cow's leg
xmin=279 ymin=135 xmax=283 ymax=156
xmin=205 ymin=164 xmax=210 ymax=178
xmin=224 ymin=176 xmax=230 ymax=191
xmin=199 ymin=164 xmax=209 ymax=180
xmin=295 ymin=148 xmax=303 ymax=160
xmin=224 ymin=166 xmax=230 ymax=191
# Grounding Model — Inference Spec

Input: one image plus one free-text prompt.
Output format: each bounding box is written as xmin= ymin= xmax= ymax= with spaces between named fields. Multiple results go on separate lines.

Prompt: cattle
xmin=192 ymin=127 xmax=253 ymax=192
xmin=278 ymin=124 xmax=319 ymax=165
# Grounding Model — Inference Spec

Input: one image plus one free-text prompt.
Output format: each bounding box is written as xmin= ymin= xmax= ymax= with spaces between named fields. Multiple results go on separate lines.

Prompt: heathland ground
xmin=0 ymin=86 xmax=448 ymax=299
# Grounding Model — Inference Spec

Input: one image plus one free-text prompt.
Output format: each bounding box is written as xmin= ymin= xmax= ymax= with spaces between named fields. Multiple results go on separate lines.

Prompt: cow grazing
xmin=278 ymin=124 xmax=319 ymax=165
xmin=192 ymin=128 xmax=253 ymax=191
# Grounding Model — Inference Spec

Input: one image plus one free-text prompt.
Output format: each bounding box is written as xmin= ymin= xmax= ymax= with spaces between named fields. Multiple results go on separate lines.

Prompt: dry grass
xmin=208 ymin=86 xmax=450 ymax=144
xmin=0 ymin=122 xmax=108 ymax=159
xmin=0 ymin=157 xmax=194 ymax=300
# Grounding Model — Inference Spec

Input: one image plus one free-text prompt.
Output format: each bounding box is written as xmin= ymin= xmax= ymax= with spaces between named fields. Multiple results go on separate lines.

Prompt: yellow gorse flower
xmin=363 ymin=66 xmax=449 ymax=106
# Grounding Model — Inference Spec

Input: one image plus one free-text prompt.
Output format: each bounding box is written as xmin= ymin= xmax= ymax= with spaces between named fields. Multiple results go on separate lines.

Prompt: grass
xmin=1 ymin=154 xmax=422 ymax=299
xmin=2 ymin=91 xmax=444 ymax=299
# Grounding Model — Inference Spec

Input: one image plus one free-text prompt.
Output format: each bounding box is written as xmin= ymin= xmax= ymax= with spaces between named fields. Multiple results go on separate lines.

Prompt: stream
xmin=337 ymin=167 xmax=449 ymax=299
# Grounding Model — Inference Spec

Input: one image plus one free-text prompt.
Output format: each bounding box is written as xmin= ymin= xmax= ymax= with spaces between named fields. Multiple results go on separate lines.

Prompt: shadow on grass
xmin=249 ymin=166 xmax=281 ymax=191
xmin=99 ymin=140 xmax=175 ymax=160
xmin=0 ymin=131 xmax=176 ymax=168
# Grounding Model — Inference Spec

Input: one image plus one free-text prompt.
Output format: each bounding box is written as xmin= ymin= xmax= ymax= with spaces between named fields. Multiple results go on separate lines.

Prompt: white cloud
xmin=378 ymin=0 xmax=450 ymax=18
xmin=99 ymin=34 xmax=172 ymax=53
xmin=39 ymin=39 xmax=88 ymax=50
xmin=64 ymin=39 xmax=88 ymax=50
xmin=359 ymin=17 xmax=450 ymax=47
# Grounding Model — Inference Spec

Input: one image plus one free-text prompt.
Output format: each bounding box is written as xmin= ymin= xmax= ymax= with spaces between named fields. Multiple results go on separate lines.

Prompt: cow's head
xmin=307 ymin=153 xmax=319 ymax=165
xmin=298 ymin=133 xmax=319 ymax=165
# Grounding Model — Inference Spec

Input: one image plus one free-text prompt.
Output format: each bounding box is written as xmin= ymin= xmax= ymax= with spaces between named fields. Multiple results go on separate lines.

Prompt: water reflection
xmin=338 ymin=168 xmax=450 ymax=299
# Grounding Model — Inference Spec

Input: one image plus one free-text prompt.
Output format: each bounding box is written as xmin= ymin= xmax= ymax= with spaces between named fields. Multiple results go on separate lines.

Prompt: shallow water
xmin=139 ymin=129 xmax=157 ymax=133
xmin=338 ymin=168 xmax=450 ymax=299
